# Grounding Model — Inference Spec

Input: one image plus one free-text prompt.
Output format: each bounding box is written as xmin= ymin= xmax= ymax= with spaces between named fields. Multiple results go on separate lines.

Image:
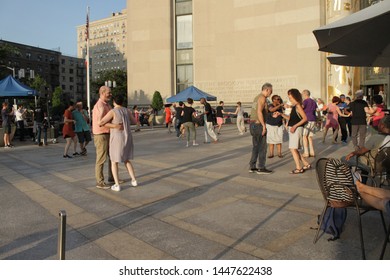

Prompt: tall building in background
xmin=77 ymin=9 xmax=127 ymax=80
xmin=59 ymin=55 xmax=86 ymax=102
xmin=0 ymin=40 xmax=86 ymax=103
xmin=0 ymin=39 xmax=60 ymax=95
xmin=126 ymin=0 xmax=326 ymax=106
xmin=125 ymin=0 xmax=389 ymax=107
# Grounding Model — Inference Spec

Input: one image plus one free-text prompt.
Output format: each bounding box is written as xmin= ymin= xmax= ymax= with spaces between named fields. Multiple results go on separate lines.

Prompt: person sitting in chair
xmin=342 ymin=115 xmax=390 ymax=174
xmin=356 ymin=179 xmax=390 ymax=214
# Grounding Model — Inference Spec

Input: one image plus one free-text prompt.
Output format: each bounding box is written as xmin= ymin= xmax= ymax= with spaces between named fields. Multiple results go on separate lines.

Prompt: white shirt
xmin=15 ymin=108 xmax=25 ymax=122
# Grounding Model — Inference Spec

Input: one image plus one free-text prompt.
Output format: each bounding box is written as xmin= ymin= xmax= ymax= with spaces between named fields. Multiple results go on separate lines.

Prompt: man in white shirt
xmin=15 ymin=104 xmax=26 ymax=141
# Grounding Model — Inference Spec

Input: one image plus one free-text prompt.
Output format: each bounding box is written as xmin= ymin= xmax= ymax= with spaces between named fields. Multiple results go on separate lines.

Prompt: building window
xmin=176 ymin=65 xmax=193 ymax=93
xmin=176 ymin=15 xmax=192 ymax=49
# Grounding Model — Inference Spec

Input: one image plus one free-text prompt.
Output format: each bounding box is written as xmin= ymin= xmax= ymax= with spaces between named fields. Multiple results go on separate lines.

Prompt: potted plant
xmin=152 ymin=91 xmax=164 ymax=124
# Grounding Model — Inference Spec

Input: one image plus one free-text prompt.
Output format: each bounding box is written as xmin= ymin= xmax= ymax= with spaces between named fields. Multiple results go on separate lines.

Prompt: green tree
xmin=51 ymin=86 xmax=65 ymax=118
xmin=91 ymin=69 xmax=127 ymax=105
xmin=151 ymin=91 xmax=164 ymax=114
xmin=0 ymin=43 xmax=20 ymax=79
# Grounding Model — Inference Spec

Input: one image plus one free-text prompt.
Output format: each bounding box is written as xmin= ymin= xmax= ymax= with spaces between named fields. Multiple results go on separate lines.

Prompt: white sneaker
xmin=131 ymin=180 xmax=138 ymax=187
xmin=111 ymin=184 xmax=121 ymax=192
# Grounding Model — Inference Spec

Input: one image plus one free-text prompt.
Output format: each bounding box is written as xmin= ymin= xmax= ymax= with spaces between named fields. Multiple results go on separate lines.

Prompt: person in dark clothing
xmin=181 ymin=98 xmax=198 ymax=147
xmin=345 ymin=96 xmax=352 ymax=137
xmin=347 ymin=90 xmax=370 ymax=150
xmin=215 ymin=101 xmax=230 ymax=134
xmin=2 ymin=102 xmax=14 ymax=148
xmin=200 ymin=98 xmax=218 ymax=143
xmin=174 ymin=101 xmax=184 ymax=137
xmin=337 ymin=94 xmax=349 ymax=143
xmin=34 ymin=104 xmax=48 ymax=146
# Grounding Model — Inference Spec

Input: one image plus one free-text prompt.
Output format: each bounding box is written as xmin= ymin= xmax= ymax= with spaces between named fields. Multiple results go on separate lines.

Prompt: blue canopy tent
xmin=0 ymin=75 xmax=37 ymax=97
xmin=166 ymin=86 xmax=217 ymax=103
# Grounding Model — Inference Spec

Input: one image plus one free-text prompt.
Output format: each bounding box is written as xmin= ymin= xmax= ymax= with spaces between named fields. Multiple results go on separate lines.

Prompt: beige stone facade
xmin=77 ymin=10 xmax=127 ymax=80
xmin=126 ymin=0 xmax=326 ymax=106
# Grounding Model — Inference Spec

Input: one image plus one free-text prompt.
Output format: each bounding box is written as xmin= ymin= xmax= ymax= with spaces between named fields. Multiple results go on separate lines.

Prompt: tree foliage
xmin=91 ymin=69 xmax=127 ymax=106
xmin=151 ymin=91 xmax=164 ymax=112
xmin=0 ymin=43 xmax=21 ymax=79
xmin=51 ymin=86 xmax=65 ymax=118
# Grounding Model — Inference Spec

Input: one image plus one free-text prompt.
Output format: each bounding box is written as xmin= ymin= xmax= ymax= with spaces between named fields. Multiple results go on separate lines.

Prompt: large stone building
xmin=125 ymin=0 xmax=388 ymax=106
xmin=77 ymin=9 xmax=127 ymax=80
xmin=126 ymin=0 xmax=325 ymax=106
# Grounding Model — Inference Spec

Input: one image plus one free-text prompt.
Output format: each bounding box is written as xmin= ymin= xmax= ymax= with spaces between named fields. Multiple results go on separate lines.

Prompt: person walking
xmin=133 ymin=105 xmax=141 ymax=132
xmin=348 ymin=90 xmax=370 ymax=150
xmin=181 ymin=98 xmax=198 ymax=147
xmin=62 ymin=102 xmax=77 ymax=158
xmin=337 ymin=94 xmax=349 ymax=143
xmin=72 ymin=101 xmax=91 ymax=156
xmin=248 ymin=82 xmax=273 ymax=174
xmin=99 ymin=95 xmax=138 ymax=192
xmin=34 ymin=103 xmax=48 ymax=146
xmin=2 ymin=102 xmax=14 ymax=148
xmin=92 ymin=86 xmax=114 ymax=189
xmin=345 ymin=96 xmax=352 ymax=137
xmin=15 ymin=104 xmax=27 ymax=141
xmin=174 ymin=101 xmax=184 ymax=137
xmin=200 ymin=97 xmax=218 ymax=143
xmin=232 ymin=101 xmax=246 ymax=135
xmin=164 ymin=104 xmax=173 ymax=133
xmin=316 ymin=98 xmax=327 ymax=132
xmin=302 ymin=89 xmax=318 ymax=157
xmin=215 ymin=101 xmax=229 ymax=134
xmin=266 ymin=95 xmax=284 ymax=158
xmin=147 ymin=105 xmax=155 ymax=129
xmin=322 ymin=96 xmax=350 ymax=143
xmin=278 ymin=89 xmax=310 ymax=174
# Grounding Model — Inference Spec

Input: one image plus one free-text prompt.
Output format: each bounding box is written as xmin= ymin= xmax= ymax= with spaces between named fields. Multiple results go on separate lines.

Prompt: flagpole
xmin=86 ymin=6 xmax=91 ymax=119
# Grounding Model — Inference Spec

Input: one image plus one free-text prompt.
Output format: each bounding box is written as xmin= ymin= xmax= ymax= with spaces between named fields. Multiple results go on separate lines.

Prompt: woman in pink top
xmin=323 ymin=96 xmax=350 ymax=143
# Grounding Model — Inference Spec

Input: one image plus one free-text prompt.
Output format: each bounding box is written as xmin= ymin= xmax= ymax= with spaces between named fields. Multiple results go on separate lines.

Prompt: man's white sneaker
xmin=111 ymin=184 xmax=121 ymax=192
xmin=131 ymin=180 xmax=138 ymax=187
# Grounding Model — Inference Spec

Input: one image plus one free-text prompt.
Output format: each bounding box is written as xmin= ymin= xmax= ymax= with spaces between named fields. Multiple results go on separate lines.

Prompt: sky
xmin=0 ymin=0 xmax=127 ymax=57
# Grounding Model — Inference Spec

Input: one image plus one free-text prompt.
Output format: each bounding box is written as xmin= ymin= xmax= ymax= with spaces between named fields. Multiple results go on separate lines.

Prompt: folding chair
xmin=313 ymin=158 xmax=386 ymax=259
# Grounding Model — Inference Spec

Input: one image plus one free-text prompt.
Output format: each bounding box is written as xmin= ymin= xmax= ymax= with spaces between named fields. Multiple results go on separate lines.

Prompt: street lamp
xmin=0 ymin=64 xmax=15 ymax=77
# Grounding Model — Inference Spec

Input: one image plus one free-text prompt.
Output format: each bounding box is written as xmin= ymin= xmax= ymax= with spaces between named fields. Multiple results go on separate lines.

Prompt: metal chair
xmin=355 ymin=146 xmax=390 ymax=188
xmin=313 ymin=158 xmax=387 ymax=259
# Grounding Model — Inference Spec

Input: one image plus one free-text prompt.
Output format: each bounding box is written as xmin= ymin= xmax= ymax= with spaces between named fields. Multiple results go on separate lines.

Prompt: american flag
xmin=85 ymin=7 xmax=89 ymax=41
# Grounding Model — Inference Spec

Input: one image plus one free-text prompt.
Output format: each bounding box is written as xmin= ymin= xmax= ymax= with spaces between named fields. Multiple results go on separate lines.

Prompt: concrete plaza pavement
xmin=0 ymin=123 xmax=389 ymax=260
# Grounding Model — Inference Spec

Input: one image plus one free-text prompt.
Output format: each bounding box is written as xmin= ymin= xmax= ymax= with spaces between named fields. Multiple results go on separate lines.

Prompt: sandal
xmin=290 ymin=168 xmax=304 ymax=174
xmin=303 ymin=164 xmax=311 ymax=170
xmin=268 ymin=155 xmax=274 ymax=158
xmin=278 ymin=154 xmax=283 ymax=158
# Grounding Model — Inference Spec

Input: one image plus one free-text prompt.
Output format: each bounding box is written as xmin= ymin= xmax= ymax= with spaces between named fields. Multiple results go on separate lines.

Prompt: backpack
xmin=319 ymin=207 xmax=347 ymax=241
xmin=324 ymin=158 xmax=355 ymax=208
xmin=318 ymin=158 xmax=355 ymax=240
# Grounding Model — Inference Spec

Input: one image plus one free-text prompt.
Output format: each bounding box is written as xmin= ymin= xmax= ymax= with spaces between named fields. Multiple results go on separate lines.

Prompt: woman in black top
xmin=215 ymin=101 xmax=230 ymax=134
xmin=181 ymin=98 xmax=199 ymax=147
xmin=279 ymin=89 xmax=310 ymax=174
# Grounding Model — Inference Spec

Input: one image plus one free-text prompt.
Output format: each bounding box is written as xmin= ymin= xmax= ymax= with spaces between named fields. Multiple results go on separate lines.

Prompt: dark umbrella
xmin=326 ymin=53 xmax=390 ymax=67
xmin=313 ymin=0 xmax=390 ymax=64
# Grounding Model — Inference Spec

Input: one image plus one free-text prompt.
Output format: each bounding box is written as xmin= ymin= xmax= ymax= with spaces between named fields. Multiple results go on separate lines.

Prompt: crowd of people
xmin=1 ymin=83 xmax=388 ymax=196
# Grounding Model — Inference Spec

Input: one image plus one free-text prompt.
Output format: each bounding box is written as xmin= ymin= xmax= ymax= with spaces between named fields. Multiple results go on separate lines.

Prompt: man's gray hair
xmin=303 ymin=89 xmax=311 ymax=96
xmin=261 ymin=82 xmax=273 ymax=91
